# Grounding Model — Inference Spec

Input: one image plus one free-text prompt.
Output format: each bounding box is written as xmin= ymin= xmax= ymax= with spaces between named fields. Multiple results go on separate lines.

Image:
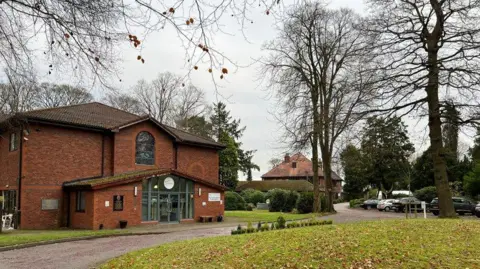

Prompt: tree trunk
xmin=426 ymin=49 xmax=456 ymax=218
xmin=321 ymin=150 xmax=335 ymax=212
xmin=0 ymin=200 xmax=3 ymax=234
xmin=312 ymin=92 xmax=321 ymax=213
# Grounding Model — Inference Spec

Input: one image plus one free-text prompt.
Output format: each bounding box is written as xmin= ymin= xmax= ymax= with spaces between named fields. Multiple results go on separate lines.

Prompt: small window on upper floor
xmin=9 ymin=132 xmax=18 ymax=152
xmin=136 ymin=131 xmax=155 ymax=165
xmin=292 ymin=162 xmax=297 ymax=168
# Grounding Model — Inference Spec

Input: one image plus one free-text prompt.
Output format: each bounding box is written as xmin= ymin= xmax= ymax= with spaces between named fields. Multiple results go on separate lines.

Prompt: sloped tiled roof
xmin=261 ymin=153 xmax=342 ymax=180
xmin=0 ymin=102 xmax=224 ymax=149
xmin=64 ymin=168 xmax=228 ymax=191
xmin=19 ymin=102 xmax=140 ymax=129
xmin=236 ymin=180 xmax=316 ymax=192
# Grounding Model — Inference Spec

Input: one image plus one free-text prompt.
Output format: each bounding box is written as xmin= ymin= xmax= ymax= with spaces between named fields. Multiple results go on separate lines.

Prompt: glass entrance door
xmin=159 ymin=194 xmax=169 ymax=222
xmin=169 ymin=194 xmax=179 ymax=222
xmin=158 ymin=194 xmax=179 ymax=223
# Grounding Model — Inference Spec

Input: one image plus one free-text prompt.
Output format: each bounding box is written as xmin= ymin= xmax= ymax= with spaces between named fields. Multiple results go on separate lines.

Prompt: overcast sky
xmin=23 ymin=0 xmax=474 ymax=180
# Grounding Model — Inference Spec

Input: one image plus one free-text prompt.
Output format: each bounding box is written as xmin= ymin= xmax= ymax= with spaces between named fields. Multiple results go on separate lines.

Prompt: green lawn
xmin=0 ymin=229 xmax=128 ymax=247
xmin=225 ymin=210 xmax=318 ymax=223
xmin=101 ymin=219 xmax=480 ymax=269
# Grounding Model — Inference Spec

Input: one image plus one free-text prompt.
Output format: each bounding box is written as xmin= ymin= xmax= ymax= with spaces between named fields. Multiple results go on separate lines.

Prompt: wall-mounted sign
xmin=105 ymin=201 xmax=110 ymax=207
xmin=164 ymin=177 xmax=174 ymax=189
xmin=208 ymin=193 xmax=221 ymax=202
xmin=41 ymin=199 xmax=59 ymax=210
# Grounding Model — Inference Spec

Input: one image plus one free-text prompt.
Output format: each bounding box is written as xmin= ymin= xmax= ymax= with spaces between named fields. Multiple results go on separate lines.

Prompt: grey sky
xmin=20 ymin=0 xmax=475 ymax=180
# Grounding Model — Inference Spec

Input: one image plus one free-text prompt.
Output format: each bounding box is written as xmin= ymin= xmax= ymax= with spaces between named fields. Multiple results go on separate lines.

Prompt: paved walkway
xmin=0 ymin=203 xmax=418 ymax=269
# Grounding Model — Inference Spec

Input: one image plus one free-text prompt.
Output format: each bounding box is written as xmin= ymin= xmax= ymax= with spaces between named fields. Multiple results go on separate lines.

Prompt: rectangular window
xmin=292 ymin=162 xmax=297 ymax=168
xmin=9 ymin=132 xmax=18 ymax=151
xmin=113 ymin=195 xmax=124 ymax=211
xmin=76 ymin=191 xmax=85 ymax=212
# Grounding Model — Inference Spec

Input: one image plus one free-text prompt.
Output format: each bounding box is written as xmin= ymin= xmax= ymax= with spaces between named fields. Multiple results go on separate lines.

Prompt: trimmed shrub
xmin=296 ymin=192 xmax=314 ymax=213
xmin=267 ymin=189 xmax=299 ymax=212
xmin=267 ymin=189 xmax=287 ymax=212
xmin=414 ymin=186 xmax=437 ymax=202
xmin=277 ymin=216 xmax=286 ymax=229
xmin=285 ymin=191 xmax=300 ymax=212
xmin=240 ymin=189 xmax=266 ymax=206
xmin=333 ymin=198 xmax=345 ymax=204
xmin=225 ymin=191 xmax=246 ymax=210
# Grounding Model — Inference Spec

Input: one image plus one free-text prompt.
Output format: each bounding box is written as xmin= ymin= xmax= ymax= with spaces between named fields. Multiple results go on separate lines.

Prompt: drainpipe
xmin=17 ymin=128 xmax=24 ymax=228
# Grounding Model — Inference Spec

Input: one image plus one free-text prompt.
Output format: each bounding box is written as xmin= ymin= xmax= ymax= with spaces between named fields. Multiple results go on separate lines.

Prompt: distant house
xmin=237 ymin=153 xmax=343 ymax=197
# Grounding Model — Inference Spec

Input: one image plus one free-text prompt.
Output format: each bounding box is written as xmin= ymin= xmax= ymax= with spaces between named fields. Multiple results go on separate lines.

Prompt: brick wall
xmin=69 ymin=190 xmax=94 ymax=229
xmin=0 ymin=130 xmax=20 ymax=191
xmin=113 ymin=122 xmax=175 ymax=175
xmin=92 ymin=182 xmax=142 ymax=230
xmin=177 ymin=145 xmax=219 ymax=184
xmin=20 ymin=123 xmax=105 ymax=229
xmin=193 ymin=183 xmax=225 ymax=220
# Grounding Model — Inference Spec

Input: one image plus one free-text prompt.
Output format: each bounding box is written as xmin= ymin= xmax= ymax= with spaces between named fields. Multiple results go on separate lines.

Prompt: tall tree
xmin=469 ymin=128 xmax=480 ymax=162
xmin=35 ymin=83 xmax=93 ymax=108
xmin=210 ymin=102 xmax=258 ymax=186
xmin=0 ymin=69 xmax=38 ymax=114
xmin=361 ymin=116 xmax=415 ymax=197
xmin=365 ymin=0 xmax=480 ymax=217
xmin=218 ymin=131 xmax=239 ymax=189
xmin=238 ymin=150 xmax=260 ymax=181
xmin=175 ymin=115 xmax=213 ymax=139
xmin=263 ymin=3 xmax=376 ymax=212
xmin=104 ymin=92 xmax=144 ymax=115
xmin=135 ymin=73 xmax=181 ymax=124
xmin=340 ymin=144 xmax=368 ymax=200
xmin=442 ymin=101 xmax=460 ymax=160
xmin=210 ymin=102 xmax=245 ymax=141
xmin=174 ymin=85 xmax=206 ymax=128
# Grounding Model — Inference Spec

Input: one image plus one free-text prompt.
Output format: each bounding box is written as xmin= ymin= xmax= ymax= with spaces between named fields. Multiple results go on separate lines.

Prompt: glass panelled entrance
xmin=142 ymin=175 xmax=193 ymax=223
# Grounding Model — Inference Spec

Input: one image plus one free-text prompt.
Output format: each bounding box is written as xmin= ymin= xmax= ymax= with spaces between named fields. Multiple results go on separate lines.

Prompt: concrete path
xmin=0 ymin=202 xmax=431 ymax=269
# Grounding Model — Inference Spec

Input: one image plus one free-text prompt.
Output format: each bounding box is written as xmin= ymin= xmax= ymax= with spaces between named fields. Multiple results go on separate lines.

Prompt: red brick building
xmin=240 ymin=153 xmax=343 ymax=196
xmin=0 ymin=103 xmax=226 ymax=230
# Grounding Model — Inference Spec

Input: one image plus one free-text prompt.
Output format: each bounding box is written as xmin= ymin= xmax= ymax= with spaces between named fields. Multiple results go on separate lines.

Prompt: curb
xmin=0 ymin=231 xmax=169 ymax=252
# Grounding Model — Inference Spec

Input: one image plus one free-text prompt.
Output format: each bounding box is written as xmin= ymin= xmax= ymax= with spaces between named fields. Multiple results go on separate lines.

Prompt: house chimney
xmin=284 ymin=153 xmax=291 ymax=163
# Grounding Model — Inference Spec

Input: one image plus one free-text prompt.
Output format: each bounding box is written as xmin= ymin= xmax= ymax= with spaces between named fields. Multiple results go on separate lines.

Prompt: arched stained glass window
xmin=136 ymin=131 xmax=155 ymax=165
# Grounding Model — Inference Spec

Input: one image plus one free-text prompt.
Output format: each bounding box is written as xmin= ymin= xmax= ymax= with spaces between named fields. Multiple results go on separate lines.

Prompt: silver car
xmin=476 ymin=203 xmax=480 ymax=218
xmin=377 ymin=199 xmax=395 ymax=212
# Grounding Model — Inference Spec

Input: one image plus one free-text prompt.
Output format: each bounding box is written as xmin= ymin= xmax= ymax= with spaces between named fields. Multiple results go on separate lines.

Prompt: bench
xmin=199 ymin=215 xmax=214 ymax=223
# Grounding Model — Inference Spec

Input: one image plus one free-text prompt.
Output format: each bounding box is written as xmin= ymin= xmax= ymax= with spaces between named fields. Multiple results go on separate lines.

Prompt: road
xmin=0 ymin=202 xmax=469 ymax=269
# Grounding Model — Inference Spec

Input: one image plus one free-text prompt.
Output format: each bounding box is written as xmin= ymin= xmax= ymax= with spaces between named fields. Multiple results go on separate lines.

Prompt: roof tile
xmin=261 ymin=153 xmax=342 ymax=180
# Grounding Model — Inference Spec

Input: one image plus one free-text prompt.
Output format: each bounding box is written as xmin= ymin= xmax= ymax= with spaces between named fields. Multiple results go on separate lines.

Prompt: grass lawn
xmin=225 ymin=210 xmax=319 ymax=223
xmin=0 ymin=229 xmax=128 ymax=247
xmin=102 ymin=219 xmax=480 ymax=269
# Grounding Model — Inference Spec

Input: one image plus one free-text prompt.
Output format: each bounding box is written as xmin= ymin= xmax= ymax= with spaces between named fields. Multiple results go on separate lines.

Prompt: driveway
xmin=0 ymin=202 xmax=459 ymax=269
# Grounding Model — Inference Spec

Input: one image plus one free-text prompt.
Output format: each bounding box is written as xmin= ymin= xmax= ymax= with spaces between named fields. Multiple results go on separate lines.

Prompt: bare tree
xmin=0 ymin=69 xmax=38 ymax=114
xmin=0 ymin=0 xmax=281 ymax=85
xmin=35 ymin=83 xmax=93 ymax=108
xmin=174 ymin=85 xmax=206 ymax=128
xmin=104 ymin=91 xmax=144 ymax=115
xmin=263 ymin=3 xmax=376 ymax=212
xmin=135 ymin=72 xmax=181 ymax=124
xmin=365 ymin=0 xmax=480 ymax=217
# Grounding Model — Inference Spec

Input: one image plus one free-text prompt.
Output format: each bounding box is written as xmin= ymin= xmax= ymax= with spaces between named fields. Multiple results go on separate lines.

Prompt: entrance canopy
xmin=63 ymin=169 xmax=228 ymax=191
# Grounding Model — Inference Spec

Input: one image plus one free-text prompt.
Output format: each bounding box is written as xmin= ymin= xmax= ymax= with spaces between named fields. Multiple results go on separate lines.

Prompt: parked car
xmin=361 ymin=199 xmax=379 ymax=210
xmin=476 ymin=203 xmax=480 ymax=218
xmin=393 ymin=197 xmax=424 ymax=213
xmin=430 ymin=197 xmax=477 ymax=216
xmin=377 ymin=199 xmax=395 ymax=212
